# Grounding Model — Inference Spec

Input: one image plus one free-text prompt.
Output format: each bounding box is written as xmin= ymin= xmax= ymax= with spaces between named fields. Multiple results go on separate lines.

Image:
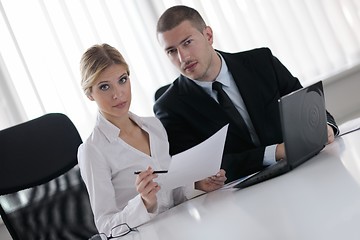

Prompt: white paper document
xmin=158 ymin=124 xmax=228 ymax=190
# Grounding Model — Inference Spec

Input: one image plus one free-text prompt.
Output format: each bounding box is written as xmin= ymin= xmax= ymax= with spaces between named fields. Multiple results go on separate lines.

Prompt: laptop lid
xmin=279 ymin=80 xmax=327 ymax=169
xmin=233 ymin=81 xmax=327 ymax=189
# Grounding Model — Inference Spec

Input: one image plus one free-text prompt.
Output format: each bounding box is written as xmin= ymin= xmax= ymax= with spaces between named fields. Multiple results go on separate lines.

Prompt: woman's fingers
xmin=135 ymin=166 xmax=160 ymax=197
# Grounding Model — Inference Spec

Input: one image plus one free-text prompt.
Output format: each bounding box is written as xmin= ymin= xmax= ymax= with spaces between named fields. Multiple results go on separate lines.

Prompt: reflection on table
xmin=120 ymin=129 xmax=360 ymax=240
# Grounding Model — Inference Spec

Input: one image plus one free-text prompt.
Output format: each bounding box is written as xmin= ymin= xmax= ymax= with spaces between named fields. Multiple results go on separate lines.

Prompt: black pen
xmin=134 ymin=170 xmax=168 ymax=175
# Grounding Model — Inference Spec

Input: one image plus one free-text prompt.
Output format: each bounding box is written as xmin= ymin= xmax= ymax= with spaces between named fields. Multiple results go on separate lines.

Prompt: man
xmin=153 ymin=5 xmax=339 ymax=183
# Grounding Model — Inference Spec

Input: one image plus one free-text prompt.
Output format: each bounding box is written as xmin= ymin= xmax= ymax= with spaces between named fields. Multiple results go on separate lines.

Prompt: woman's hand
xmin=195 ymin=169 xmax=227 ymax=192
xmin=135 ymin=166 xmax=160 ymax=213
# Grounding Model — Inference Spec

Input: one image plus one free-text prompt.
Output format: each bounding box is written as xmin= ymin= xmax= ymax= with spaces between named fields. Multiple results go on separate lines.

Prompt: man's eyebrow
xmin=165 ymin=35 xmax=192 ymax=52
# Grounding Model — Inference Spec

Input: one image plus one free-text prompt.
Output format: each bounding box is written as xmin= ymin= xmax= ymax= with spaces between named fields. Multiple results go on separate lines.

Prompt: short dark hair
xmin=156 ymin=5 xmax=206 ymax=33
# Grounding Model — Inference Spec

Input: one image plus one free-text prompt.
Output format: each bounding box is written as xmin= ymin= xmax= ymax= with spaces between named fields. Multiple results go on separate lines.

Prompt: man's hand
xmin=275 ymin=143 xmax=285 ymax=161
xmin=195 ymin=169 xmax=227 ymax=192
xmin=276 ymin=124 xmax=335 ymax=161
xmin=327 ymin=125 xmax=335 ymax=144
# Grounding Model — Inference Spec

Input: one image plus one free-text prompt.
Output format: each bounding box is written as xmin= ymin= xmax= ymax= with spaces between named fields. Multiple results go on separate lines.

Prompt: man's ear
xmin=203 ymin=26 xmax=213 ymax=44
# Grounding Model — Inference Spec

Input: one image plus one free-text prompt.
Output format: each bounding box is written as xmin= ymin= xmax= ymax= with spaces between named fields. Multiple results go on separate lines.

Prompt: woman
xmin=78 ymin=43 xmax=226 ymax=236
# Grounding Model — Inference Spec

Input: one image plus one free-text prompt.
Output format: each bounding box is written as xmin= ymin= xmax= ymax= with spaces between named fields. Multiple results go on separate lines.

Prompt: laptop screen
xmin=278 ymin=81 xmax=327 ymax=169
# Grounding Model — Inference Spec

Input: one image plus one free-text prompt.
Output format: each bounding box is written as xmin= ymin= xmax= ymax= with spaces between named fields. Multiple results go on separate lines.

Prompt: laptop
xmin=234 ymin=81 xmax=327 ymax=189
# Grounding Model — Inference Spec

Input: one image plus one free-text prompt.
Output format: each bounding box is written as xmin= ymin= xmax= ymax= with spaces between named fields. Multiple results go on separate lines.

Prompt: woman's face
xmin=89 ymin=64 xmax=131 ymax=122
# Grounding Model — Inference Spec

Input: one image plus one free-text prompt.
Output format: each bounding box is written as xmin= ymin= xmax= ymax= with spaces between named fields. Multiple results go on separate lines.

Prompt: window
xmin=1 ymin=0 xmax=359 ymax=138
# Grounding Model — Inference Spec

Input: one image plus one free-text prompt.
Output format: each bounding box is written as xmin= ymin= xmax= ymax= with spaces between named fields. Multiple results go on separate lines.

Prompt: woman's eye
xmin=119 ymin=75 xmax=128 ymax=84
xmin=99 ymin=84 xmax=109 ymax=91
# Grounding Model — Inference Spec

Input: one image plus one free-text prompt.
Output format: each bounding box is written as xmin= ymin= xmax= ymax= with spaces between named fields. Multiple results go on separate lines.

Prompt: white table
xmin=124 ymin=129 xmax=360 ymax=240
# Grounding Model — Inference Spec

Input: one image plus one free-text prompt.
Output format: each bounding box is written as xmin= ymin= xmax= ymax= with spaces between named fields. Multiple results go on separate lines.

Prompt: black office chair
xmin=154 ymin=84 xmax=171 ymax=101
xmin=0 ymin=113 xmax=98 ymax=240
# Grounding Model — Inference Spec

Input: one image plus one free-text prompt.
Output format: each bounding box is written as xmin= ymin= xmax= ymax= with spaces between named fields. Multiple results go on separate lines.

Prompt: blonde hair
xmin=80 ymin=43 xmax=129 ymax=96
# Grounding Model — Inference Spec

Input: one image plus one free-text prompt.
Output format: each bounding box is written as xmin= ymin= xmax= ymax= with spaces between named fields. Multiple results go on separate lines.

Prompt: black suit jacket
xmin=154 ymin=48 xmax=338 ymax=182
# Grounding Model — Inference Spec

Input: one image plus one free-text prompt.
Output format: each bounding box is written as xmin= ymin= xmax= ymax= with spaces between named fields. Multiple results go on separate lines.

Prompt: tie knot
xmin=212 ymin=81 xmax=223 ymax=91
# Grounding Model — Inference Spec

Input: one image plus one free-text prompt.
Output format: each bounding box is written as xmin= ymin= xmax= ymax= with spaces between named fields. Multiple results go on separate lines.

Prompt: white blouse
xmin=78 ymin=112 xmax=188 ymax=235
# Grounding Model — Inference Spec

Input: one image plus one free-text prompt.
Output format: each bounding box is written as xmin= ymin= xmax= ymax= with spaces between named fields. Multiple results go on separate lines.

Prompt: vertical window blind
xmin=0 ymin=0 xmax=359 ymax=138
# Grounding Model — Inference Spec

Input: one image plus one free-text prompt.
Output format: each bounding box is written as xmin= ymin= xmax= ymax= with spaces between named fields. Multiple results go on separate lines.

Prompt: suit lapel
xmin=177 ymin=75 xmax=226 ymax=128
xmin=177 ymin=75 xmax=254 ymax=143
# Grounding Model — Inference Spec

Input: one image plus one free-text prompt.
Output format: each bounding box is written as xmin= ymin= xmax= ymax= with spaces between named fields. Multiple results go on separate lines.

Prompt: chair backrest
xmin=0 ymin=113 xmax=98 ymax=240
xmin=154 ymin=84 xmax=170 ymax=101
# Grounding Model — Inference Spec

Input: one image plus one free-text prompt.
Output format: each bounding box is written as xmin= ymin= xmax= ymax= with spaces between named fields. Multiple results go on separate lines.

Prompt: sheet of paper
xmin=157 ymin=124 xmax=228 ymax=190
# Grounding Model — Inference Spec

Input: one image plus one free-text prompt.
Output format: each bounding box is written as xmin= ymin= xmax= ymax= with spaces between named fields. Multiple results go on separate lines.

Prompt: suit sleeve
xmin=154 ymin=92 xmax=266 ymax=183
xmin=326 ymin=111 xmax=339 ymax=136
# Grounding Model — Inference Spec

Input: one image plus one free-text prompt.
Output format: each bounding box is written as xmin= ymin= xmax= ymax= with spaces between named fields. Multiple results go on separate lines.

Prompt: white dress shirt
xmin=78 ymin=112 xmax=189 ymax=235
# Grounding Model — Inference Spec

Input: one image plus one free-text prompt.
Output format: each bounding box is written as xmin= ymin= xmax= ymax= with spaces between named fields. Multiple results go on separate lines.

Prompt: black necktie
xmin=212 ymin=81 xmax=252 ymax=143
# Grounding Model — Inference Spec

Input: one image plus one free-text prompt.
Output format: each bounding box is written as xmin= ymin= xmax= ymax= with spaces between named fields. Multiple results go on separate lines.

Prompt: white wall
xmin=323 ymin=64 xmax=360 ymax=125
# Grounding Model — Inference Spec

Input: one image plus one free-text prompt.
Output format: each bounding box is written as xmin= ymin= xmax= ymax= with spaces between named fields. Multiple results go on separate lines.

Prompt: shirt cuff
xmin=130 ymin=194 xmax=157 ymax=221
xmin=263 ymin=144 xmax=277 ymax=166
xmin=328 ymin=122 xmax=340 ymax=137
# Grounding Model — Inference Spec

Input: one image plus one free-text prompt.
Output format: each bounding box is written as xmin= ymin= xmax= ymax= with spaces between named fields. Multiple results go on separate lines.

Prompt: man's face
xmin=157 ymin=20 xmax=216 ymax=82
